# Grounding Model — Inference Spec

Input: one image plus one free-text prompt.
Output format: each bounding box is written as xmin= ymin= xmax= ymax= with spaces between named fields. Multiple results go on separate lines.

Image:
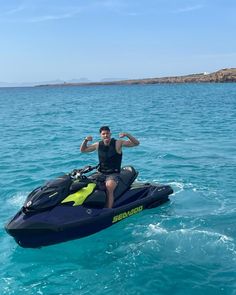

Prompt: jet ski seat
xmin=84 ymin=166 xmax=138 ymax=207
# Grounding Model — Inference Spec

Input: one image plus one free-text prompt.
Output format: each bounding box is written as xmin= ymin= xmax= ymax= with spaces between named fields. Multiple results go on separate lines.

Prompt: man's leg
xmin=105 ymin=179 xmax=117 ymax=208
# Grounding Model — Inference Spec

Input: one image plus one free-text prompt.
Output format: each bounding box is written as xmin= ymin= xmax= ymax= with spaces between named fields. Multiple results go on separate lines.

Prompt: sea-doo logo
xmin=112 ymin=206 xmax=143 ymax=223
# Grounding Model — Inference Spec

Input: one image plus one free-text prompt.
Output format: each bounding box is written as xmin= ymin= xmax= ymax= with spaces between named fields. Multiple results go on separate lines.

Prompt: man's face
xmin=100 ymin=130 xmax=111 ymax=145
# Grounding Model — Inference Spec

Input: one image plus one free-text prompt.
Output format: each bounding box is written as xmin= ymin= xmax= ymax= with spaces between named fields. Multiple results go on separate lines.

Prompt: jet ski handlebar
xmin=70 ymin=165 xmax=98 ymax=179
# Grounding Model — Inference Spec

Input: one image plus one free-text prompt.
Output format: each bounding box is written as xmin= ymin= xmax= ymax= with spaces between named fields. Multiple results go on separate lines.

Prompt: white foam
xmin=147 ymin=223 xmax=168 ymax=235
xmin=131 ymin=222 xmax=236 ymax=263
xmin=167 ymin=181 xmax=184 ymax=195
xmin=7 ymin=192 xmax=27 ymax=208
xmin=145 ymin=224 xmax=234 ymax=246
xmin=176 ymin=228 xmax=234 ymax=242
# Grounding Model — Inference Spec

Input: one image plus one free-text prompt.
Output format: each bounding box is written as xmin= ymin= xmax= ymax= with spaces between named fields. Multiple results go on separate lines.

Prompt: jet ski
xmin=5 ymin=165 xmax=173 ymax=248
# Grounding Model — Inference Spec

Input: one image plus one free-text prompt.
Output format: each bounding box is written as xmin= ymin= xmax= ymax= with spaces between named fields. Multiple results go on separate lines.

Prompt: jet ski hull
xmin=5 ymin=184 xmax=173 ymax=248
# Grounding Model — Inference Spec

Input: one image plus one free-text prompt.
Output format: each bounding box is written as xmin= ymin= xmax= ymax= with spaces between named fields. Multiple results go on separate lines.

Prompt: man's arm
xmin=80 ymin=136 xmax=98 ymax=153
xmin=119 ymin=132 xmax=140 ymax=147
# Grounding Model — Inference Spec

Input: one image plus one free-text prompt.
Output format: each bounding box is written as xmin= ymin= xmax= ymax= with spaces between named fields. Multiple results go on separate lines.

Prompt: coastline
xmin=37 ymin=68 xmax=236 ymax=87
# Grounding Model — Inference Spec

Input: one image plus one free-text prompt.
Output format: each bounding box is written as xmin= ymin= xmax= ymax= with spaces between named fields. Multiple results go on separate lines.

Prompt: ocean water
xmin=0 ymin=83 xmax=236 ymax=295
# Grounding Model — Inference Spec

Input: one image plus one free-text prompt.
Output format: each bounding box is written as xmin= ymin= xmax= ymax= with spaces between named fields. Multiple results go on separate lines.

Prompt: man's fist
xmin=85 ymin=136 xmax=93 ymax=141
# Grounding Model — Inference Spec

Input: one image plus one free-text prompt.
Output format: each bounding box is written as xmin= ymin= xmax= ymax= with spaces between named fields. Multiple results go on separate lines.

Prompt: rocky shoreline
xmin=38 ymin=68 xmax=236 ymax=87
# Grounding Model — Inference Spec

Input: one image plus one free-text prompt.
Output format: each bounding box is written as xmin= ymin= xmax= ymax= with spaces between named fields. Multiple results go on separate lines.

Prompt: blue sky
xmin=0 ymin=0 xmax=236 ymax=83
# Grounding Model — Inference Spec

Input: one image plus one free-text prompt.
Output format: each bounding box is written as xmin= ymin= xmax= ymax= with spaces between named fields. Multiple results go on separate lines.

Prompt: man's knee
xmin=105 ymin=179 xmax=117 ymax=191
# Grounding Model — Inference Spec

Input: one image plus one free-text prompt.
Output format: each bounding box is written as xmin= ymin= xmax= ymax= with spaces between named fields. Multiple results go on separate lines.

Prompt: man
xmin=80 ymin=126 xmax=139 ymax=208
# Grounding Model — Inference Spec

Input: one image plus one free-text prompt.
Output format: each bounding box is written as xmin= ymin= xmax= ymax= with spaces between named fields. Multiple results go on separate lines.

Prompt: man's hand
xmin=85 ymin=136 xmax=93 ymax=141
xmin=119 ymin=132 xmax=128 ymax=138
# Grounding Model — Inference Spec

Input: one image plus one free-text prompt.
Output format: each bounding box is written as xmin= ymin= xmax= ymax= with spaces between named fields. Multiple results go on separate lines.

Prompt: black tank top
xmin=98 ymin=138 xmax=122 ymax=173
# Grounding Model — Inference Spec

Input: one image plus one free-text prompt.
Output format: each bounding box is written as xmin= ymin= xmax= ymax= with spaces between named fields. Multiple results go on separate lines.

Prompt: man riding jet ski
xmin=5 ymin=164 xmax=173 ymax=248
xmin=5 ymin=127 xmax=173 ymax=248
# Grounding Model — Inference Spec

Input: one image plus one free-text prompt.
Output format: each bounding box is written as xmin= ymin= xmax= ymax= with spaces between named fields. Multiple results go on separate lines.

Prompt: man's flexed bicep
xmin=119 ymin=132 xmax=140 ymax=147
xmin=80 ymin=136 xmax=98 ymax=153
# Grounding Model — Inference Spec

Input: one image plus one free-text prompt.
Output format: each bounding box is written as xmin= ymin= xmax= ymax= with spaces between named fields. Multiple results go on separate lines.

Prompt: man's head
xmin=99 ymin=126 xmax=110 ymax=133
xmin=99 ymin=126 xmax=111 ymax=145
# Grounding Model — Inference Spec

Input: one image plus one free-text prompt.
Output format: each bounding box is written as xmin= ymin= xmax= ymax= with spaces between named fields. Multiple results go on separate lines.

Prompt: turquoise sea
xmin=0 ymin=83 xmax=236 ymax=295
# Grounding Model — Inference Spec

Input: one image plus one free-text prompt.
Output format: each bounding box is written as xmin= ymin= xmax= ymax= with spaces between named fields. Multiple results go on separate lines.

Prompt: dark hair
xmin=99 ymin=126 xmax=110 ymax=133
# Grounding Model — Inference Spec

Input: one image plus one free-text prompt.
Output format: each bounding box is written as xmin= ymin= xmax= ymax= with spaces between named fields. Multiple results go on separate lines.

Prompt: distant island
xmin=38 ymin=68 xmax=236 ymax=87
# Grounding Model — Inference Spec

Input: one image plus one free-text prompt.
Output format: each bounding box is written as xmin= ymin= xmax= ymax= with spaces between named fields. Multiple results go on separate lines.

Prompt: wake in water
xmin=6 ymin=192 xmax=27 ymax=209
xmin=130 ymin=221 xmax=236 ymax=265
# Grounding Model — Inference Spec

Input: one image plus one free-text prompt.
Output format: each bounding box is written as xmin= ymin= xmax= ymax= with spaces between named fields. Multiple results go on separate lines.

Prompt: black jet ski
xmin=5 ymin=165 xmax=173 ymax=248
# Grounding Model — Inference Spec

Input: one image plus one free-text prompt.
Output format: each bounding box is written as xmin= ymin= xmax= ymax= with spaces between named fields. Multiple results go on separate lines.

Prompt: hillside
xmin=38 ymin=68 xmax=236 ymax=87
